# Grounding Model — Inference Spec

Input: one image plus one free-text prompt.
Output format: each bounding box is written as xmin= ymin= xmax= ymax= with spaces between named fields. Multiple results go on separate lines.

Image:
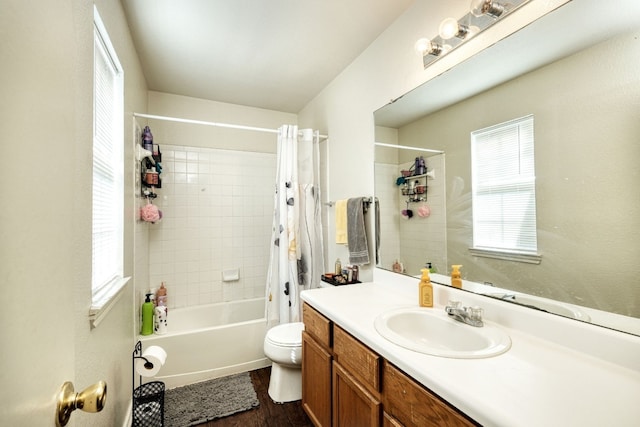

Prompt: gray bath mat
xmin=164 ymin=372 xmax=259 ymax=426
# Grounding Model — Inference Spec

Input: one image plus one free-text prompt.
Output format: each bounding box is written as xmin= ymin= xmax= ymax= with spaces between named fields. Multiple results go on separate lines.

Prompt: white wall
xmin=298 ymin=0 xmax=570 ymax=281
xmin=1 ymin=0 xmax=148 ymax=426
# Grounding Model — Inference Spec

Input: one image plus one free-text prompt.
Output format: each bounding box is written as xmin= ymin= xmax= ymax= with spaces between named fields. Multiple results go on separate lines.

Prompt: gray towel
xmin=347 ymin=197 xmax=369 ymax=265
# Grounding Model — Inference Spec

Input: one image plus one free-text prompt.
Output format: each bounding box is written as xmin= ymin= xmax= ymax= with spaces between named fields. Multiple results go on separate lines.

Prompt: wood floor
xmin=196 ymin=367 xmax=314 ymax=427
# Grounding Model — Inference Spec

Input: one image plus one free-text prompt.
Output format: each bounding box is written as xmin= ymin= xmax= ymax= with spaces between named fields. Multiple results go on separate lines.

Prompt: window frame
xmin=469 ymin=114 xmax=541 ymax=264
xmin=89 ymin=6 xmax=129 ymax=328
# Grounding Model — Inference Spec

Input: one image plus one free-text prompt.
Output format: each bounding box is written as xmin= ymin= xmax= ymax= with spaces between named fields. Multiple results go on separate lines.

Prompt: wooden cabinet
xmin=303 ymin=332 xmax=333 ymax=427
xmin=301 ymin=302 xmax=478 ymax=427
xmin=383 ymin=361 xmax=478 ymax=427
xmin=302 ymin=303 xmax=333 ymax=427
xmin=333 ymin=326 xmax=381 ymax=427
xmin=333 ymin=361 xmax=381 ymax=427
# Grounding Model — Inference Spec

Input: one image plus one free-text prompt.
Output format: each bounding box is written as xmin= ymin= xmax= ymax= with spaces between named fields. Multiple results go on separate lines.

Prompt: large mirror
xmin=374 ymin=0 xmax=640 ymax=336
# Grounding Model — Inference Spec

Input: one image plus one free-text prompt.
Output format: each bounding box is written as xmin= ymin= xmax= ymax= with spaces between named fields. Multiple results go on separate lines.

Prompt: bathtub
xmin=140 ymin=297 xmax=270 ymax=389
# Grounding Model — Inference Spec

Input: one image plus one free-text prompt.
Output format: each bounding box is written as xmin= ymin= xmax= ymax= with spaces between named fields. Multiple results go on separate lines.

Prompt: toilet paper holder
xmin=132 ymin=340 xmax=165 ymax=426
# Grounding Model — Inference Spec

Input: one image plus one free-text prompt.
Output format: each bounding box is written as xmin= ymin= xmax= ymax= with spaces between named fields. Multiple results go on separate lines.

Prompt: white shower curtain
xmin=265 ymin=125 xmax=325 ymax=326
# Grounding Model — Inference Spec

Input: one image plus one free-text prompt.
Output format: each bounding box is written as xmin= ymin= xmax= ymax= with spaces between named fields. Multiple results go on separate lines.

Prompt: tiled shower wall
xmin=148 ymin=144 xmax=276 ymax=309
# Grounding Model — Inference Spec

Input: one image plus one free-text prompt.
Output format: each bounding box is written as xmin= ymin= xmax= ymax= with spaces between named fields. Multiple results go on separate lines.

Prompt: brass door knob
xmin=56 ymin=380 xmax=107 ymax=427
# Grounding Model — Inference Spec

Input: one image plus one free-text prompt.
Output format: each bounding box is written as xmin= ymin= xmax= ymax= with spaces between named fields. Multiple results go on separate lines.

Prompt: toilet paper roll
xmin=135 ymin=345 xmax=167 ymax=377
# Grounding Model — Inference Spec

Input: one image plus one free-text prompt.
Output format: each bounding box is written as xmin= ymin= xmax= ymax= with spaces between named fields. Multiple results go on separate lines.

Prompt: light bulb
xmin=439 ymin=18 xmax=460 ymax=40
xmin=414 ymin=38 xmax=432 ymax=55
xmin=414 ymin=38 xmax=442 ymax=56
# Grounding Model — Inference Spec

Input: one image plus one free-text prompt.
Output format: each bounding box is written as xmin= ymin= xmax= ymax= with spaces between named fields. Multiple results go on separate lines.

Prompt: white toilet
xmin=263 ymin=322 xmax=305 ymax=403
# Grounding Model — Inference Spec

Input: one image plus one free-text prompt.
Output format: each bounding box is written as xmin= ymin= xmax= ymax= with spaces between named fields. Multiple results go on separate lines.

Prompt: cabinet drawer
xmin=333 ymin=326 xmax=381 ymax=395
xmin=303 ymin=303 xmax=332 ymax=349
xmin=383 ymin=362 xmax=478 ymax=427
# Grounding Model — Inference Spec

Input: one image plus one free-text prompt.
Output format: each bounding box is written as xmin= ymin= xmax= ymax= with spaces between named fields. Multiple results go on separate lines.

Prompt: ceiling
xmin=121 ymin=0 xmax=415 ymax=113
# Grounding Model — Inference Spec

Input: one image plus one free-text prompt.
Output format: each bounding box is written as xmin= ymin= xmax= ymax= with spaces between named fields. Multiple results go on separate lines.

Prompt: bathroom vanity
xmin=302 ymin=302 xmax=476 ymax=426
xmin=300 ymin=269 xmax=640 ymax=426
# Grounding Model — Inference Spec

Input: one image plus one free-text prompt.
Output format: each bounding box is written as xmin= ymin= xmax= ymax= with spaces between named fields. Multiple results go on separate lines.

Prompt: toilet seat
xmin=265 ymin=322 xmax=304 ymax=348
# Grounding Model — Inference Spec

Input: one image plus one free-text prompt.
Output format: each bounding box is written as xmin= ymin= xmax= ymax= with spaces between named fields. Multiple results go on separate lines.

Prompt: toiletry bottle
xmin=451 ymin=265 xmax=463 ymax=289
xmin=392 ymin=259 xmax=402 ymax=273
xmin=141 ymin=293 xmax=154 ymax=336
xmin=156 ymin=282 xmax=167 ymax=307
xmin=418 ymin=268 xmax=433 ymax=307
xmin=143 ymin=126 xmax=153 ymax=152
xmin=417 ymin=156 xmax=426 ymax=175
xmin=335 ymin=258 xmax=342 ymax=275
xmin=145 ymin=167 xmax=159 ymax=186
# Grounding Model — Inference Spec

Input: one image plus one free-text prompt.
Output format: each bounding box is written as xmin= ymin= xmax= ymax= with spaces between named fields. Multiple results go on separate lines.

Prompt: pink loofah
xmin=141 ymin=202 xmax=161 ymax=223
xmin=417 ymin=204 xmax=431 ymax=218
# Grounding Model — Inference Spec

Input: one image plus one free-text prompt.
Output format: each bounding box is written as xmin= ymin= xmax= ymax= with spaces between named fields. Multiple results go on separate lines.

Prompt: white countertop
xmin=301 ymin=273 xmax=640 ymax=427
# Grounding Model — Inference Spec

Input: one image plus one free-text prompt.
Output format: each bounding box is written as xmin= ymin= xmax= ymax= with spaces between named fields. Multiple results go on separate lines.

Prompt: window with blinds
xmin=470 ymin=115 xmax=538 ymax=257
xmin=92 ymin=8 xmax=124 ymax=304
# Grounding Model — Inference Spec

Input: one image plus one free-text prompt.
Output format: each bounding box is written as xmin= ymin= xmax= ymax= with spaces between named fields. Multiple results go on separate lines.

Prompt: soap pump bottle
xmin=451 ymin=265 xmax=463 ymax=289
xmin=451 ymin=265 xmax=462 ymax=289
xmin=418 ymin=268 xmax=433 ymax=307
xmin=141 ymin=293 xmax=154 ymax=336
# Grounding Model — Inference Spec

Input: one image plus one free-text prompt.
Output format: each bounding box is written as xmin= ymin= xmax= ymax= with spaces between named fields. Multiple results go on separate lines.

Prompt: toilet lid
xmin=266 ymin=322 xmax=304 ymax=347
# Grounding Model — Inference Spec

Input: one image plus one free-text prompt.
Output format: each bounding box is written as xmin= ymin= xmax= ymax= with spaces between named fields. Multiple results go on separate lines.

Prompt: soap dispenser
xmin=141 ymin=293 xmax=154 ymax=336
xmin=451 ymin=265 xmax=463 ymax=289
xmin=418 ymin=268 xmax=433 ymax=307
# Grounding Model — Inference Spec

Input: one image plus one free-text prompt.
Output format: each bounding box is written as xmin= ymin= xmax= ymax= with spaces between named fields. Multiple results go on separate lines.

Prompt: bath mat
xmin=164 ymin=372 xmax=259 ymax=426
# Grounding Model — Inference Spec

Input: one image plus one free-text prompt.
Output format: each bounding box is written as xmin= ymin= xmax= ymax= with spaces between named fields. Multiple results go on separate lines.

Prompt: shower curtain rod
xmin=133 ymin=113 xmax=328 ymax=140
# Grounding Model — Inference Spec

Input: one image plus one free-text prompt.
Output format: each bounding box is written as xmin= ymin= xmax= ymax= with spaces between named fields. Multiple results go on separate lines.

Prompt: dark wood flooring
xmin=197 ymin=367 xmax=314 ymax=427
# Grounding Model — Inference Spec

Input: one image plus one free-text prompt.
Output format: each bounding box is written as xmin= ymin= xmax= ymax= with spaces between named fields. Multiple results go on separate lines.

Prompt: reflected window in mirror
xmin=470 ymin=115 xmax=539 ymax=263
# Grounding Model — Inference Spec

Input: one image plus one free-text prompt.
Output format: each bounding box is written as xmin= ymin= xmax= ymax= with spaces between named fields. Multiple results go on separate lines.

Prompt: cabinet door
xmin=383 ymin=412 xmax=404 ymax=427
xmin=333 ymin=361 xmax=381 ymax=427
xmin=302 ymin=331 xmax=333 ymax=427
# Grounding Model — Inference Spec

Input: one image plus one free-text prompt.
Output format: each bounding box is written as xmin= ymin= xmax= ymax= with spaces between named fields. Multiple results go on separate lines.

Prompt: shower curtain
xmin=265 ymin=125 xmax=325 ymax=326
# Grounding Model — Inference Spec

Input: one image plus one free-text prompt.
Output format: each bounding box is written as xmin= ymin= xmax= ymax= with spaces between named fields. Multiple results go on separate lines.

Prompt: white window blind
xmin=471 ymin=115 xmax=538 ymax=255
xmin=92 ymin=9 xmax=124 ymax=303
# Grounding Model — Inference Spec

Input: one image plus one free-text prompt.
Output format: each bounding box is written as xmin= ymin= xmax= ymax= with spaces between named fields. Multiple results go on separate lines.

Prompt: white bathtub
xmin=140 ymin=297 xmax=270 ymax=389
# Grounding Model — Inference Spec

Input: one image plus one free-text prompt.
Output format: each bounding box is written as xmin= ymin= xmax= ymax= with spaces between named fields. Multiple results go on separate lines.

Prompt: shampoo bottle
xmin=418 ymin=268 xmax=433 ymax=307
xmin=451 ymin=265 xmax=463 ymax=289
xmin=141 ymin=293 xmax=154 ymax=336
xmin=156 ymin=282 xmax=167 ymax=307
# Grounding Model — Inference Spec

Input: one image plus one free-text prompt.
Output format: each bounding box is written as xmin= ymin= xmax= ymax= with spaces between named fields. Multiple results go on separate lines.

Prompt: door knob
xmin=56 ymin=380 xmax=107 ymax=427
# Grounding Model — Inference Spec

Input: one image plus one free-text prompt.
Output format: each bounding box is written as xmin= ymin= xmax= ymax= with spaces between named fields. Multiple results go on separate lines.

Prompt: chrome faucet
xmin=445 ymin=300 xmax=484 ymax=327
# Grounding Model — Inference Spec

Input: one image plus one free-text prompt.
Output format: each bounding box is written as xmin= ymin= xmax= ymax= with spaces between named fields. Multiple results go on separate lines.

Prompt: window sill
xmin=89 ymin=276 xmax=131 ymax=329
xmin=468 ymin=248 xmax=542 ymax=264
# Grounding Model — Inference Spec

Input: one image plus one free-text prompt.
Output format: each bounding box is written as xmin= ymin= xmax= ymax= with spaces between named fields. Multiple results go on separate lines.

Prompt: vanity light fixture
xmin=416 ymin=0 xmax=530 ymax=69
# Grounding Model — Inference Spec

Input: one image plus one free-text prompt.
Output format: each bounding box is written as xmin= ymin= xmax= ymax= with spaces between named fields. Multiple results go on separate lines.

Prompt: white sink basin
xmin=374 ymin=307 xmax=511 ymax=359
